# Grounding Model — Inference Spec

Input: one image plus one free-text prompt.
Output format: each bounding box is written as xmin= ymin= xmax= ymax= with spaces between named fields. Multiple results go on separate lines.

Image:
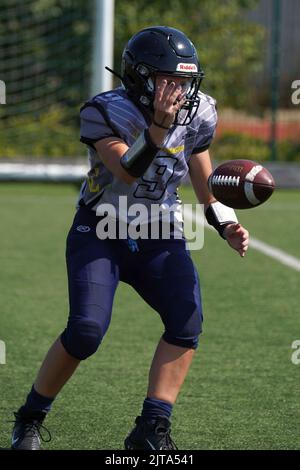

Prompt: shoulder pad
xmin=92 ymin=88 xmax=127 ymax=104
xmin=198 ymin=91 xmax=217 ymax=108
xmin=98 ymin=91 xmax=125 ymax=102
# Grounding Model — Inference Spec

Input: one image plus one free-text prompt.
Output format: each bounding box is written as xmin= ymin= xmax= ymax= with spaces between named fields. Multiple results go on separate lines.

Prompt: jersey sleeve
xmin=192 ymin=98 xmax=218 ymax=154
xmin=79 ymin=104 xmax=117 ymax=147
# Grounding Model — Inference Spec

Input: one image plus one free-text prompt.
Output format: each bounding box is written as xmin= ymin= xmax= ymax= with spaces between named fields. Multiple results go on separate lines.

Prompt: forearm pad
xmin=120 ymin=128 xmax=159 ymax=178
xmin=205 ymin=201 xmax=238 ymax=239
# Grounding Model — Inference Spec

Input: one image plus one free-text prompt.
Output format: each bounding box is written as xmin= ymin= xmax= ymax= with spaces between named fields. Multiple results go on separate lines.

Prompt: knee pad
xmin=162 ymin=298 xmax=203 ymax=349
xmin=60 ymin=319 xmax=103 ymax=360
xmin=162 ymin=331 xmax=201 ymax=349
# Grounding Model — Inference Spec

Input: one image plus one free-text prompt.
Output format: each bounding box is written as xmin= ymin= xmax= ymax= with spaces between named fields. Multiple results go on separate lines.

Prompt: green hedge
xmin=212 ymin=132 xmax=300 ymax=162
xmin=0 ymin=106 xmax=83 ymax=158
xmin=1 ymin=116 xmax=300 ymax=162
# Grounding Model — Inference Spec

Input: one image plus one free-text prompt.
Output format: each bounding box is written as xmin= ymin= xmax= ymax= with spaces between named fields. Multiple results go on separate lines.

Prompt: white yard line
xmin=247 ymin=238 xmax=300 ymax=272
xmin=184 ymin=208 xmax=300 ymax=272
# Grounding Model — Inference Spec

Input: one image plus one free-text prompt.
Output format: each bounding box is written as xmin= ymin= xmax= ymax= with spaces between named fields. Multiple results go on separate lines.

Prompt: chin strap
xmin=105 ymin=66 xmax=123 ymax=81
xmin=205 ymin=201 xmax=238 ymax=239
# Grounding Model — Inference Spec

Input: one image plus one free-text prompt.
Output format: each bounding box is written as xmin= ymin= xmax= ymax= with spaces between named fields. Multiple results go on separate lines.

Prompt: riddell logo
xmin=176 ymin=63 xmax=197 ymax=72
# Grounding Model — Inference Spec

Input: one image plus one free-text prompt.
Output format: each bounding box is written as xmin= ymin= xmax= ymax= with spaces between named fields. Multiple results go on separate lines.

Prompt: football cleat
xmin=11 ymin=407 xmax=51 ymax=450
xmin=124 ymin=415 xmax=178 ymax=450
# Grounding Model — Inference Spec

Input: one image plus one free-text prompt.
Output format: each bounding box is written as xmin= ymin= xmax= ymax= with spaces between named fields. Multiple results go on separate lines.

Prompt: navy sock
xmin=23 ymin=385 xmax=55 ymax=414
xmin=141 ymin=397 xmax=173 ymax=421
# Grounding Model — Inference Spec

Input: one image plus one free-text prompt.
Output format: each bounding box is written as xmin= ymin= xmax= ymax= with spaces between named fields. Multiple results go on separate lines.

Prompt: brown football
xmin=208 ymin=159 xmax=275 ymax=209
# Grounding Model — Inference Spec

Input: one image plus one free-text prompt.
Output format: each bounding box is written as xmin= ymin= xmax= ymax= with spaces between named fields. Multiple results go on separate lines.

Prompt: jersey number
xmin=133 ymin=155 xmax=178 ymax=200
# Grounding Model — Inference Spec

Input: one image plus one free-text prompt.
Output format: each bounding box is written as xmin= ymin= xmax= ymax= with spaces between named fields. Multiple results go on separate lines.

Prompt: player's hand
xmin=223 ymin=223 xmax=249 ymax=258
xmin=153 ymin=77 xmax=186 ymax=129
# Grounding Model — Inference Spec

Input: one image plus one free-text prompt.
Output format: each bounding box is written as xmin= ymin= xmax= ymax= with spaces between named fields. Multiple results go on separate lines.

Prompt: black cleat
xmin=124 ymin=415 xmax=178 ymax=450
xmin=11 ymin=407 xmax=51 ymax=450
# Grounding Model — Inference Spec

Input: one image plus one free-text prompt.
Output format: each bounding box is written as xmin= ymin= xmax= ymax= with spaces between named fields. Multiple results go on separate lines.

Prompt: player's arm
xmin=189 ymin=150 xmax=249 ymax=257
xmin=94 ymin=121 xmax=166 ymax=186
xmin=188 ymin=149 xmax=216 ymax=208
xmin=94 ymin=137 xmax=135 ymax=185
xmin=94 ymin=78 xmax=184 ymax=185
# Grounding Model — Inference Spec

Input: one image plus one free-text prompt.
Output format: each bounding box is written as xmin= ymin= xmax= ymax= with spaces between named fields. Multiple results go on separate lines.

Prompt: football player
xmin=11 ymin=26 xmax=249 ymax=450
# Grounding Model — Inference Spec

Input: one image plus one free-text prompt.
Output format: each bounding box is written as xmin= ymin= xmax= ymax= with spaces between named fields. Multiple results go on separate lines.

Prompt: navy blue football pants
xmin=60 ymin=207 xmax=203 ymax=360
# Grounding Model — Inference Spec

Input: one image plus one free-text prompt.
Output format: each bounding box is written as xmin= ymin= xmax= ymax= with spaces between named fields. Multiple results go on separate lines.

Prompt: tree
xmin=114 ymin=0 xmax=264 ymax=109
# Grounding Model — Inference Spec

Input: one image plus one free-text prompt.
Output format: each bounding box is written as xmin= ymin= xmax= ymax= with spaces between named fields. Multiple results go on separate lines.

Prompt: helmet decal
xmin=176 ymin=63 xmax=198 ymax=72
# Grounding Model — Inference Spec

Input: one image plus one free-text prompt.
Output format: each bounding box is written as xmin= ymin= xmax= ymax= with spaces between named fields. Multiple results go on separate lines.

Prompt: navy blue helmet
xmin=121 ymin=26 xmax=205 ymax=125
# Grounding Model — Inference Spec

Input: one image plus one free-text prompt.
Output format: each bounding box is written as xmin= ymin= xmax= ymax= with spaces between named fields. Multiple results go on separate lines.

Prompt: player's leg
xmin=125 ymin=341 xmax=195 ymax=450
xmin=11 ymin=338 xmax=79 ymax=451
xmin=147 ymin=338 xmax=195 ymax=404
xmin=12 ymin=208 xmax=120 ymax=450
xmin=33 ymin=337 xmax=80 ymax=399
xmin=146 ymin=248 xmax=202 ymax=404
xmin=124 ymin=240 xmax=202 ymax=450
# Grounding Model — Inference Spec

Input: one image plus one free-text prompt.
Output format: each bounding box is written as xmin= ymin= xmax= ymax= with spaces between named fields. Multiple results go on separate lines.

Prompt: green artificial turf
xmin=0 ymin=183 xmax=299 ymax=449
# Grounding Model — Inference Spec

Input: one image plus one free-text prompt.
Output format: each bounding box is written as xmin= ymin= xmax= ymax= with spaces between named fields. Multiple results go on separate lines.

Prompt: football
xmin=208 ymin=159 xmax=275 ymax=209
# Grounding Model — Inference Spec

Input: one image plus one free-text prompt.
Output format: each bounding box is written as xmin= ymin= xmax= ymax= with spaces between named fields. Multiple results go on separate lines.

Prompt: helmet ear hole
xmin=136 ymin=65 xmax=150 ymax=78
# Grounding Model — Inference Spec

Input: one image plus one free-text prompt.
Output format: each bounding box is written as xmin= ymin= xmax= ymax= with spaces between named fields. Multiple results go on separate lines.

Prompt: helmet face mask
xmin=121 ymin=26 xmax=204 ymax=126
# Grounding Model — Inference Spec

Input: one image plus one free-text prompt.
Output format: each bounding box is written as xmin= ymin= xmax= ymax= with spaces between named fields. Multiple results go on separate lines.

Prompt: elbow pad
xmin=205 ymin=201 xmax=238 ymax=239
xmin=120 ymin=128 xmax=159 ymax=178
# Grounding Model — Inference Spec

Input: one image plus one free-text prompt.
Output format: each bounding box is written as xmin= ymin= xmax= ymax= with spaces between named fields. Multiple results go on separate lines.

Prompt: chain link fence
xmin=0 ymin=0 xmax=299 ymax=163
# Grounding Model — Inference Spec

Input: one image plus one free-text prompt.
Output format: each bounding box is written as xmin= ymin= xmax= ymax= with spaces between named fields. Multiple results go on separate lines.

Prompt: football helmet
xmin=121 ymin=26 xmax=204 ymax=125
